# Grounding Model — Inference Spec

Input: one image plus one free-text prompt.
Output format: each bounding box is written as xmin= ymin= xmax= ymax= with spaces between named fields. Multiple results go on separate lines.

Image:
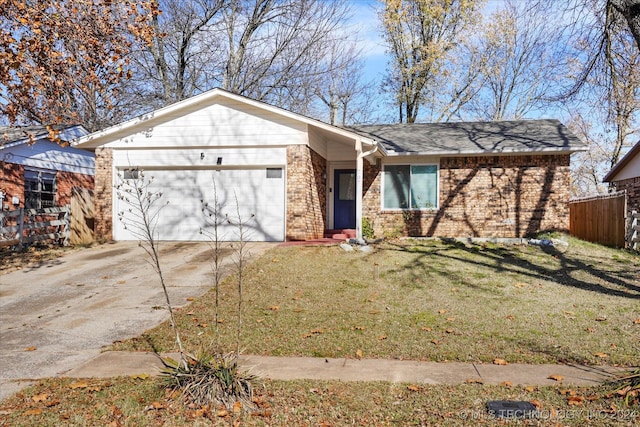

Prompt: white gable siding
xmin=3 ymin=140 xmax=94 ymax=175
xmin=611 ymin=153 xmax=640 ymax=181
xmin=307 ymin=126 xmax=328 ymax=159
xmin=104 ymin=100 xmax=308 ymax=149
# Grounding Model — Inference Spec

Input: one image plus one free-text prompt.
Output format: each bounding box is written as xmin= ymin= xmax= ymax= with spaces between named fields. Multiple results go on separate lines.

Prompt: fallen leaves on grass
xmin=356 ymin=349 xmax=363 ymax=359
xmin=493 ymin=358 xmax=508 ymax=365
xmin=465 ymin=378 xmax=484 ymax=384
xmin=145 ymin=401 xmax=166 ymax=411
xmin=531 ymin=399 xmax=543 ymax=409
xmin=500 ymin=381 xmax=512 ymax=387
xmin=302 ymin=329 xmax=324 ymax=339
xmin=407 ymin=384 xmax=420 ymax=392
xmin=567 ymin=395 xmax=584 ymax=406
xmin=594 ymin=352 xmax=609 ymax=359
xmin=268 ymin=305 xmax=279 ymax=311
xmin=131 ymin=373 xmax=150 ymax=380
xmin=68 ymin=381 xmax=89 ymax=389
xmin=32 ymin=393 xmax=48 ymax=402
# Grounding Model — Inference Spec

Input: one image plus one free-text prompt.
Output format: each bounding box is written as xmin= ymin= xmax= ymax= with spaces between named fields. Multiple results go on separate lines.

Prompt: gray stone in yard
xmin=340 ymin=243 xmax=354 ymax=252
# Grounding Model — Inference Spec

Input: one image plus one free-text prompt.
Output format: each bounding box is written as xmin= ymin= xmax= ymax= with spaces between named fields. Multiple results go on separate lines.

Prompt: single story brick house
xmin=1 ymin=125 xmax=94 ymax=211
xmin=73 ymin=88 xmax=586 ymax=242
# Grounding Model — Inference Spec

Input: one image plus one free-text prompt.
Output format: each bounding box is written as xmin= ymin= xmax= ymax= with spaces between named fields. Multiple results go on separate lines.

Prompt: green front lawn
xmin=112 ymin=236 xmax=640 ymax=367
xmin=1 ymin=377 xmax=638 ymax=426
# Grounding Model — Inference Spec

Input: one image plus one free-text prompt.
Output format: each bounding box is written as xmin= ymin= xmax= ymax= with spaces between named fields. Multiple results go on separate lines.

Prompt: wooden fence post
xmin=632 ymin=210 xmax=639 ymax=251
xmin=60 ymin=206 xmax=70 ymax=246
xmin=16 ymin=207 xmax=24 ymax=250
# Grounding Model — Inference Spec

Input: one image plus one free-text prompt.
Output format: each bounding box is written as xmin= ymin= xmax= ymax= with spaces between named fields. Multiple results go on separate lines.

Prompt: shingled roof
xmin=1 ymin=125 xmax=87 ymax=148
xmin=346 ymin=119 xmax=586 ymax=156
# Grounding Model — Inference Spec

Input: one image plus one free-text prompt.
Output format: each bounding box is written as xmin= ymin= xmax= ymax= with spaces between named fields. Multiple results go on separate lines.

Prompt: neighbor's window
xmin=24 ymin=169 xmax=56 ymax=209
xmin=382 ymin=164 xmax=438 ymax=209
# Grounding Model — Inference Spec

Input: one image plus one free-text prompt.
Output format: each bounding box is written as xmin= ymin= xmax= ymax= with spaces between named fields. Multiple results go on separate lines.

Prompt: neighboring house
xmin=603 ymin=140 xmax=640 ymax=220
xmin=73 ymin=88 xmax=586 ymax=242
xmin=1 ymin=125 xmax=94 ymax=211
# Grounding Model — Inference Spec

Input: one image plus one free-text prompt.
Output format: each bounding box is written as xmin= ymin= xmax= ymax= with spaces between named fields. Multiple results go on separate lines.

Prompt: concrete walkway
xmin=62 ymin=351 xmax=622 ymax=386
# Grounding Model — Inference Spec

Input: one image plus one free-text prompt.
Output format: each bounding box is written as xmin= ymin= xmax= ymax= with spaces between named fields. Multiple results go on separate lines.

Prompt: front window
xmin=382 ymin=164 xmax=438 ymax=209
xmin=24 ymin=170 xmax=56 ymax=209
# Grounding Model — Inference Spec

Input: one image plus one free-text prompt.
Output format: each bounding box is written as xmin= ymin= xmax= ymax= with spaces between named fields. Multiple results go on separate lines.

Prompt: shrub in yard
xmin=605 ymin=368 xmax=640 ymax=406
xmin=362 ymin=217 xmax=375 ymax=240
xmin=160 ymin=352 xmax=260 ymax=410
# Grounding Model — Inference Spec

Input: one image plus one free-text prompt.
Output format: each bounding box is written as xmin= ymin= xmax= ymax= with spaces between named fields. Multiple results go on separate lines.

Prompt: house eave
xmin=603 ymin=140 xmax=640 ymax=183
xmin=383 ymin=147 xmax=586 ymax=157
xmin=2 ymin=125 xmax=88 ymax=151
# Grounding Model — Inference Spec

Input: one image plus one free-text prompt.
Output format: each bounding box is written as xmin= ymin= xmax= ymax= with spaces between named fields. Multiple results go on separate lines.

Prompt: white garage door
xmin=114 ymin=168 xmax=285 ymax=241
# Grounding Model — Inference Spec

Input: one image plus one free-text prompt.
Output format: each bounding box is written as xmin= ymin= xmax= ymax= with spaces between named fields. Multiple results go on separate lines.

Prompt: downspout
xmin=355 ymin=138 xmax=379 ymax=242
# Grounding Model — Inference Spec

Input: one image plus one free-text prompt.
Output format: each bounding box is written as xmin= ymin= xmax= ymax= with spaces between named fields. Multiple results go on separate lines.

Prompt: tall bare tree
xmin=133 ymin=0 xmax=227 ymax=106
xmin=609 ymin=0 xmax=640 ymax=51
xmin=379 ymin=0 xmax=482 ymax=123
xmin=131 ymin=0 xmax=356 ymax=118
xmin=559 ymin=0 xmax=640 ymax=195
xmin=313 ymin=40 xmax=379 ymax=125
xmin=468 ymin=1 xmax=564 ymax=121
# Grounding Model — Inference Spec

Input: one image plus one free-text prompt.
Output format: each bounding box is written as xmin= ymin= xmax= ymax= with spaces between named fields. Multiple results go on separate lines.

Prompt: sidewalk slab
xmin=63 ymin=351 xmax=624 ymax=386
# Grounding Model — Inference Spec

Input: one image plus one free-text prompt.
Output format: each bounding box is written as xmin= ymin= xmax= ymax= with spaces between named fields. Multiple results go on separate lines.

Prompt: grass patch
xmin=0 ymin=377 xmax=637 ymax=426
xmin=112 ymin=236 xmax=640 ymax=366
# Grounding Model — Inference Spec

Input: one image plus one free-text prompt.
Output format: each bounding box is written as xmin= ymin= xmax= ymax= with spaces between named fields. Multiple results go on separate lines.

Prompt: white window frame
xmin=381 ymin=163 xmax=439 ymax=211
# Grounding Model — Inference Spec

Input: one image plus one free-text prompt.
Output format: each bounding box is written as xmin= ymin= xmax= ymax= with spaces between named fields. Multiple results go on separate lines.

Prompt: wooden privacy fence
xmin=0 ymin=206 xmax=70 ymax=249
xmin=569 ymin=192 xmax=626 ymax=248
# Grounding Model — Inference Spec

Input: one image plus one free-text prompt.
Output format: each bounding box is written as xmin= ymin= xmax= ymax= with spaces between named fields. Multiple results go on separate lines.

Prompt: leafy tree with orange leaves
xmin=0 ymin=0 xmax=158 ymax=131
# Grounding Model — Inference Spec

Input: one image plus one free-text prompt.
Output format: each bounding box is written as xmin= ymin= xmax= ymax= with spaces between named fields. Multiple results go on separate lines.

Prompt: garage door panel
xmin=115 ymin=168 xmax=284 ymax=241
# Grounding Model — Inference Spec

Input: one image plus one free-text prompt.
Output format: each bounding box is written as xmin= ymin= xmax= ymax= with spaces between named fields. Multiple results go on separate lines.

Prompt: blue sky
xmin=348 ymin=0 xmax=505 ymax=77
xmin=347 ymin=0 xmax=508 ymax=121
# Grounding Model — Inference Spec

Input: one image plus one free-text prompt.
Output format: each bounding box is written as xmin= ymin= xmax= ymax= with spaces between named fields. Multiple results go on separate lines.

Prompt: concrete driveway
xmin=0 ymin=241 xmax=273 ymax=401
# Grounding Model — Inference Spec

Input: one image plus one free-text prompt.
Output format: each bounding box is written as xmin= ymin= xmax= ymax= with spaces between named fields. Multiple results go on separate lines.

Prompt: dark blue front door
xmin=334 ymin=169 xmax=356 ymax=229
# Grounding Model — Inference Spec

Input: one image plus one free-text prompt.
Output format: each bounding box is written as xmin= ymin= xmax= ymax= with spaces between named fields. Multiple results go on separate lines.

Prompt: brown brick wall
xmin=612 ymin=176 xmax=640 ymax=214
xmin=611 ymin=176 xmax=640 ymax=246
xmin=56 ymin=171 xmax=94 ymax=207
xmin=362 ymin=154 xmax=571 ymax=238
xmin=286 ymin=145 xmax=327 ymax=240
xmin=0 ymin=162 xmax=93 ymax=209
xmin=94 ymin=147 xmax=113 ymax=241
xmin=0 ymin=162 xmax=23 ymax=208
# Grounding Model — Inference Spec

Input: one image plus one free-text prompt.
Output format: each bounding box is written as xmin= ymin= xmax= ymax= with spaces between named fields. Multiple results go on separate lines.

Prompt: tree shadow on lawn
xmin=386 ymin=240 xmax=640 ymax=300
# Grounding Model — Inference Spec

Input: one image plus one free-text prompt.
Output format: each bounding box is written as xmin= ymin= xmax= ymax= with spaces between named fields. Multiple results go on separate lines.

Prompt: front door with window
xmin=333 ymin=169 xmax=356 ymax=229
